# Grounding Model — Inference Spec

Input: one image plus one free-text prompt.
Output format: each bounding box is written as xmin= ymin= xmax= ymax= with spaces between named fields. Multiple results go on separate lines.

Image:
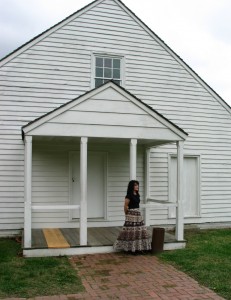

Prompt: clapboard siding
xmin=67 ymin=21 xmax=145 ymax=36
xmin=0 ymin=74 xmax=89 ymax=85
xmin=32 ymin=146 xmax=70 ymax=226
xmin=149 ymin=148 xmax=169 ymax=219
xmin=2 ymin=64 xmax=90 ymax=77
xmin=49 ymin=111 xmax=166 ymax=127
xmin=0 ymin=104 xmax=57 ymax=112
xmin=0 ymin=0 xmax=231 ymax=231
xmin=58 ymin=27 xmax=154 ymax=45
xmin=0 ymin=80 xmax=87 ymax=91
xmin=107 ymin=146 xmax=144 ymax=222
xmin=154 ymin=105 xmax=226 ymax=115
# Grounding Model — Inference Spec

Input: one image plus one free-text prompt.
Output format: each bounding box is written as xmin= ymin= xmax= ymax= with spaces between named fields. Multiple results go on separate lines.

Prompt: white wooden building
xmin=0 ymin=0 xmax=230 ymax=255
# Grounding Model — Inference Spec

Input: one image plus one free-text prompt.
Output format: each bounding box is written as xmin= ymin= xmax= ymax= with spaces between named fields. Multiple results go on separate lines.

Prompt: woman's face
xmin=134 ymin=183 xmax=139 ymax=192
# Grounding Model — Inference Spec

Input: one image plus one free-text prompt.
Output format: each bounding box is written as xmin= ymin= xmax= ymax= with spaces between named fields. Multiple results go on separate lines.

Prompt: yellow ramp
xmin=43 ymin=228 xmax=70 ymax=248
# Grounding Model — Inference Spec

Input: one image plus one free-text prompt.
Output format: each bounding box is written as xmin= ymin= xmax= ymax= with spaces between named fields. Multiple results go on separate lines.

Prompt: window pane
xmin=95 ymin=78 xmax=103 ymax=87
xmin=96 ymin=67 xmax=103 ymax=77
xmin=104 ymin=58 xmax=112 ymax=68
xmin=113 ymin=69 xmax=120 ymax=79
xmin=96 ymin=57 xmax=103 ymax=67
xmin=113 ymin=59 xmax=120 ymax=68
xmin=104 ymin=68 xmax=112 ymax=78
xmin=94 ymin=56 xmax=122 ymax=88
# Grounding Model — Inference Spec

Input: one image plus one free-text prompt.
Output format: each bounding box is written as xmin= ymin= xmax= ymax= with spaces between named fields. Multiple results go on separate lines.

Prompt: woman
xmin=114 ymin=180 xmax=151 ymax=253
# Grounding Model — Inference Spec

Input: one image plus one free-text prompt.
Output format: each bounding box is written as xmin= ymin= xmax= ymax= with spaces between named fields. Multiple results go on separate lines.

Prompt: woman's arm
xmin=124 ymin=198 xmax=130 ymax=214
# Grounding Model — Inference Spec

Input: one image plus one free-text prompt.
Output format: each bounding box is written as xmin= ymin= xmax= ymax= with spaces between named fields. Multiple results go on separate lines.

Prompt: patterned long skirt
xmin=113 ymin=209 xmax=151 ymax=252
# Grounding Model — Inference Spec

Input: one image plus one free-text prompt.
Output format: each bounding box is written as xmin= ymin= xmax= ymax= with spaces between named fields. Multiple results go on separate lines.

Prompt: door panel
xmin=70 ymin=152 xmax=106 ymax=219
xmin=169 ymin=156 xmax=200 ymax=218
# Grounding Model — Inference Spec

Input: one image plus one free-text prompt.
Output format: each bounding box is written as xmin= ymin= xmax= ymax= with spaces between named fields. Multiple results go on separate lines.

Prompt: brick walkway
xmin=5 ymin=253 xmax=225 ymax=300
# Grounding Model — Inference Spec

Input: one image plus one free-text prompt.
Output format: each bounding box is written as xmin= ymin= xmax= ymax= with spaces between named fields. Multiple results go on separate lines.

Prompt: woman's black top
xmin=126 ymin=193 xmax=140 ymax=209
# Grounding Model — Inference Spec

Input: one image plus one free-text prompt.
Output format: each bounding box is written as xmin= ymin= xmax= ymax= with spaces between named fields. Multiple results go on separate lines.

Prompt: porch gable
xmin=22 ymin=81 xmax=187 ymax=142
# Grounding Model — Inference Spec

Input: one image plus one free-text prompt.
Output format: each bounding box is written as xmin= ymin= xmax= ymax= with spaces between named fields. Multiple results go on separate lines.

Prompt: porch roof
xmin=22 ymin=81 xmax=188 ymax=144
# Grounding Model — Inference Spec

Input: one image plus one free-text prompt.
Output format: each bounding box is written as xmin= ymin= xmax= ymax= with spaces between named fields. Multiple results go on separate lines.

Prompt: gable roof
xmin=22 ymin=81 xmax=188 ymax=141
xmin=1 ymin=0 xmax=230 ymax=114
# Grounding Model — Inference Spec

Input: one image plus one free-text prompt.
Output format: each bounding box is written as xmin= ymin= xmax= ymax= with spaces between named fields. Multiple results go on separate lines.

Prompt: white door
xmin=169 ymin=156 xmax=200 ymax=218
xmin=70 ymin=152 xmax=106 ymax=219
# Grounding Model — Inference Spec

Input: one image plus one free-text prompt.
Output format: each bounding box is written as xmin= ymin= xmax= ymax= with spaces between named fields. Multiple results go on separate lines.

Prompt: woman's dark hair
xmin=127 ymin=180 xmax=139 ymax=197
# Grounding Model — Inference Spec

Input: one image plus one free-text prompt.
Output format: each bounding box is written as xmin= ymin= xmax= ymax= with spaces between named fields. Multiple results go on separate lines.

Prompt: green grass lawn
xmin=0 ymin=238 xmax=84 ymax=298
xmin=159 ymin=229 xmax=231 ymax=300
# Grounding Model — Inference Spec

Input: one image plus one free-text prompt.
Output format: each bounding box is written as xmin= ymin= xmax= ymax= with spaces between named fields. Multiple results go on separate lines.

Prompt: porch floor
xmin=23 ymin=227 xmax=186 ymax=257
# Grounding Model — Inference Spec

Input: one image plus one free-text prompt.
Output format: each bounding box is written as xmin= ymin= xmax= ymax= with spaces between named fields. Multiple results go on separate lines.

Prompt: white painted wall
xmin=0 ymin=0 xmax=230 ymax=232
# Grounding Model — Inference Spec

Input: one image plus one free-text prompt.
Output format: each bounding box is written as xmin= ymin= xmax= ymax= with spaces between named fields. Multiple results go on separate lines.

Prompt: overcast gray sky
xmin=0 ymin=0 xmax=230 ymax=106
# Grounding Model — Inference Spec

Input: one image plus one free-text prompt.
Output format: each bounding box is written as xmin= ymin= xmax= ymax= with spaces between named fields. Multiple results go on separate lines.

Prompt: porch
xmin=22 ymin=82 xmax=188 ymax=256
xmin=23 ymin=227 xmax=186 ymax=257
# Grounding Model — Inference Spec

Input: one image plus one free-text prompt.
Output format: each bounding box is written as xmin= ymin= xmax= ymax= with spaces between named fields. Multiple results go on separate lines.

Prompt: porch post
xmin=144 ymin=148 xmax=151 ymax=226
xmin=176 ymin=141 xmax=184 ymax=241
xmin=24 ymin=135 xmax=32 ymax=248
xmin=80 ymin=137 xmax=88 ymax=246
xmin=130 ymin=139 xmax=137 ymax=180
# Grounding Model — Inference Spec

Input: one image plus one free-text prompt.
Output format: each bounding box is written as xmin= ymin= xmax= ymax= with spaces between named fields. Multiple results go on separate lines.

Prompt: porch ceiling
xmin=22 ymin=81 xmax=188 ymax=143
xmin=32 ymin=135 xmax=174 ymax=147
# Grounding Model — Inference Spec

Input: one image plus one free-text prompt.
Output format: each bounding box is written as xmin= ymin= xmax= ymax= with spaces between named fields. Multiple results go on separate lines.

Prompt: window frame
xmin=91 ymin=52 xmax=124 ymax=89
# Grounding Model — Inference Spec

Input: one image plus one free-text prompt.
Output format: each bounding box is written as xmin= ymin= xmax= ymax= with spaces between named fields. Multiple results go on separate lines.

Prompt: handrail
xmin=140 ymin=198 xmax=177 ymax=208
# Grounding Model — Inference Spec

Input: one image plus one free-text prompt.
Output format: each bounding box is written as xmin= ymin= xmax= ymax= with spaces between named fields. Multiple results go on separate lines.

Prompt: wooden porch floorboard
xmin=60 ymin=228 xmax=79 ymax=247
xmin=30 ymin=227 xmax=176 ymax=249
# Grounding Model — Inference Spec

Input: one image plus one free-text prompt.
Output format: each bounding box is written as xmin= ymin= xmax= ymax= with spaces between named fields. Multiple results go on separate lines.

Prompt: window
xmin=94 ymin=56 xmax=122 ymax=88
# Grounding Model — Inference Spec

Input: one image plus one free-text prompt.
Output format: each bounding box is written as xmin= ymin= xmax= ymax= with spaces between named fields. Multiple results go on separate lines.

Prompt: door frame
xmin=68 ymin=151 xmax=108 ymax=221
xmin=168 ymin=154 xmax=201 ymax=218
